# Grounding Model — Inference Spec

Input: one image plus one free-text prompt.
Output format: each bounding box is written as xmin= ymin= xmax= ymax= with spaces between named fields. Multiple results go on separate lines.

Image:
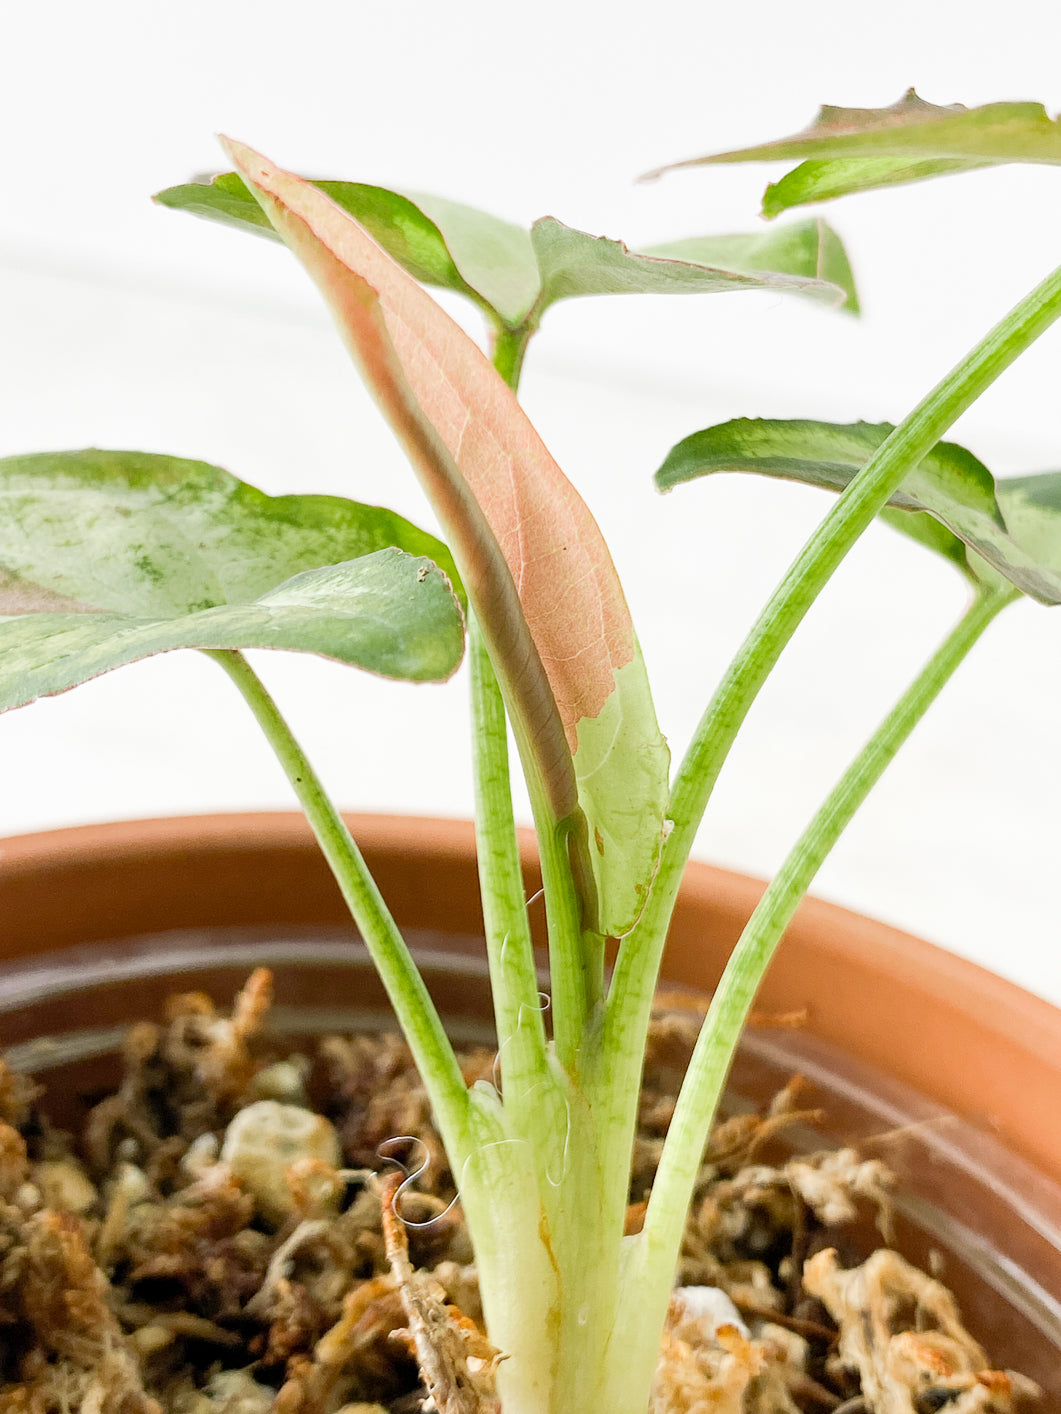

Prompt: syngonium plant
xmin=4 ymin=93 xmax=1061 ymax=1413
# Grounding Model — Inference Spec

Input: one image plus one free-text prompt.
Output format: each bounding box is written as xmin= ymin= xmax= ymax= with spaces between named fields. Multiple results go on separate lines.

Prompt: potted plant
xmin=2 ymin=93 xmax=1060 ymax=1411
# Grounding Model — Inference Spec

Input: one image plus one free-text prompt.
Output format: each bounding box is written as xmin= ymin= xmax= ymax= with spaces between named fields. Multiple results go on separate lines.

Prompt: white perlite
xmin=672 ymin=1286 xmax=749 ymax=1338
xmin=220 ymin=1100 xmax=342 ymax=1225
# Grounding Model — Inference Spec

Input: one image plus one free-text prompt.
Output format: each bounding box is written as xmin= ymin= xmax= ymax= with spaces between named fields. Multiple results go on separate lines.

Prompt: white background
xmin=2 ymin=1 xmax=1060 ymax=1002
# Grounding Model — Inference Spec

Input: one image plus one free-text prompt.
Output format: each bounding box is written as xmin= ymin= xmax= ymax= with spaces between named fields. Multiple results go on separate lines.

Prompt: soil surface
xmin=0 ymin=971 xmax=1038 ymax=1414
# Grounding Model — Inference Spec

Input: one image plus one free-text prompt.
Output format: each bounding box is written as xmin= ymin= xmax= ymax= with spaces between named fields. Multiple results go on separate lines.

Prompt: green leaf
xmin=651 ymin=90 xmax=1061 ymax=215
xmin=0 ymin=549 xmax=465 ymax=712
xmin=655 ymin=419 xmax=1004 ymax=523
xmin=399 ymin=190 xmax=540 ymax=327
xmin=643 ymin=219 xmax=859 ymax=313
xmin=993 ymin=473 xmax=1061 ymax=601
xmin=155 ymin=171 xmax=277 ymax=236
xmin=0 ymin=449 xmax=462 ymax=616
xmin=761 ymin=156 xmax=981 ymax=219
xmin=876 ymin=505 xmax=975 ymax=577
xmin=655 ymin=418 xmax=1061 ymax=603
xmin=528 ymin=216 xmax=854 ymax=315
xmin=223 ymin=138 xmax=670 ymax=937
xmin=0 ymin=448 xmax=466 ymax=708
xmin=155 ymin=173 xmax=539 ymax=327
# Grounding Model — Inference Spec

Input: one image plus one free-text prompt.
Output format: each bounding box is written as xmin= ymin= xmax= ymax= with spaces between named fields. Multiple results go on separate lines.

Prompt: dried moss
xmin=0 ymin=975 xmax=1037 ymax=1414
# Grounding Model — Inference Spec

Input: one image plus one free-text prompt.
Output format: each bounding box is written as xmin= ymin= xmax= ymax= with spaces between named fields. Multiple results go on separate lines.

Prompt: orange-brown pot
xmin=1 ymin=812 xmax=1059 ymax=1396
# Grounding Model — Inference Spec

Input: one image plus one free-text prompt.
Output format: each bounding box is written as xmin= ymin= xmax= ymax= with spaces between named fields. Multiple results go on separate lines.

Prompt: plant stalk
xmin=491 ymin=323 xmax=533 ymax=388
xmin=467 ymin=614 xmax=552 ymax=1110
xmin=217 ymin=644 xmax=585 ymax=1414
xmin=603 ymin=583 xmax=1014 ymax=1411
xmin=209 ymin=648 xmax=475 ymax=1163
xmin=465 ymin=312 xmax=636 ymax=1413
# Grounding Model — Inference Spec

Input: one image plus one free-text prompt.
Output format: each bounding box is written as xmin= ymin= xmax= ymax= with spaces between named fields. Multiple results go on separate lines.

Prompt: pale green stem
xmin=601 ymin=258 xmax=1061 ymax=1153
xmin=209 ymin=649 xmax=474 ymax=1162
xmin=538 ymin=817 xmax=609 ymax=1067
xmin=605 ymin=585 xmax=1014 ymax=1408
xmin=468 ymin=614 xmax=552 ymax=1110
xmin=490 ymin=323 xmax=533 ymax=389
xmin=460 ymin=320 xmax=627 ymax=1412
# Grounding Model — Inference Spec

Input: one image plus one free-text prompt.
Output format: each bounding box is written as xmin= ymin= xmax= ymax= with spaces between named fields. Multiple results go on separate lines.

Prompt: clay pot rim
xmin=1 ymin=807 xmax=1055 ymax=1037
xmin=1 ymin=810 xmax=1059 ymax=1178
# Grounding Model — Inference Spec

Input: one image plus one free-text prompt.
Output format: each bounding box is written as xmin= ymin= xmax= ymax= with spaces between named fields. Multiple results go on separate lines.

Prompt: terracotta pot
xmin=1 ymin=812 xmax=1059 ymax=1396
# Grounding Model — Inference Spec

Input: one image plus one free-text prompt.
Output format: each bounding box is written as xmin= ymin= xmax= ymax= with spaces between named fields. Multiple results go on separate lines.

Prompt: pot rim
xmin=1 ymin=810 xmax=1059 ymax=1179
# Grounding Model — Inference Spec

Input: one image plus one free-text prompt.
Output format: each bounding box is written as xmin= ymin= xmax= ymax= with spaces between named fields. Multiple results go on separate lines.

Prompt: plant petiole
xmin=467 ymin=613 xmax=552 ymax=1111
xmin=606 ymin=582 xmax=1016 ymax=1404
xmin=208 ymin=648 xmax=477 ymax=1165
xmin=490 ymin=323 xmax=533 ymax=389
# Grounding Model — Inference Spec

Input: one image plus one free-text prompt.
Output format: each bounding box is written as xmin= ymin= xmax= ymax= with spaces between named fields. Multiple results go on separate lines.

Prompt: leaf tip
xmin=759 ymin=183 xmax=784 ymax=220
xmin=217 ymin=136 xmax=278 ymax=195
xmin=217 ymin=134 xmax=251 ymax=170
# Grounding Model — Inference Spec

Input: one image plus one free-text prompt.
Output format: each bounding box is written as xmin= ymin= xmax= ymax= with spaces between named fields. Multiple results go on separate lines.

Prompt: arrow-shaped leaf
xmin=155 ymin=173 xmax=540 ymax=328
xmin=650 ymin=90 xmax=1061 ymax=217
xmin=528 ymin=216 xmax=856 ymax=314
xmin=655 ymin=418 xmax=1061 ymax=603
xmin=223 ymin=139 xmax=670 ymax=937
xmin=0 ymin=449 xmax=466 ymax=708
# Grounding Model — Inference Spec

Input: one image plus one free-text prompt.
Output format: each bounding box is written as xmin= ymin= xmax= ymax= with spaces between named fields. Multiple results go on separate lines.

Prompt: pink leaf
xmin=223 ymin=140 xmax=669 ymax=935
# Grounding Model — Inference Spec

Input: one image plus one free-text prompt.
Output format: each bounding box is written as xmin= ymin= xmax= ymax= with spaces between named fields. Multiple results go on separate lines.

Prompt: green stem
xmin=457 ymin=314 xmax=628 ymax=1413
xmin=491 ymin=323 xmax=533 ymax=388
xmin=468 ymin=615 xmax=552 ymax=1109
xmin=603 ymin=257 xmax=1061 ymax=1132
xmin=610 ymin=585 xmax=1014 ymax=1398
xmin=209 ymin=649 xmax=474 ymax=1161
xmin=529 ymin=785 xmax=591 ymax=1071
